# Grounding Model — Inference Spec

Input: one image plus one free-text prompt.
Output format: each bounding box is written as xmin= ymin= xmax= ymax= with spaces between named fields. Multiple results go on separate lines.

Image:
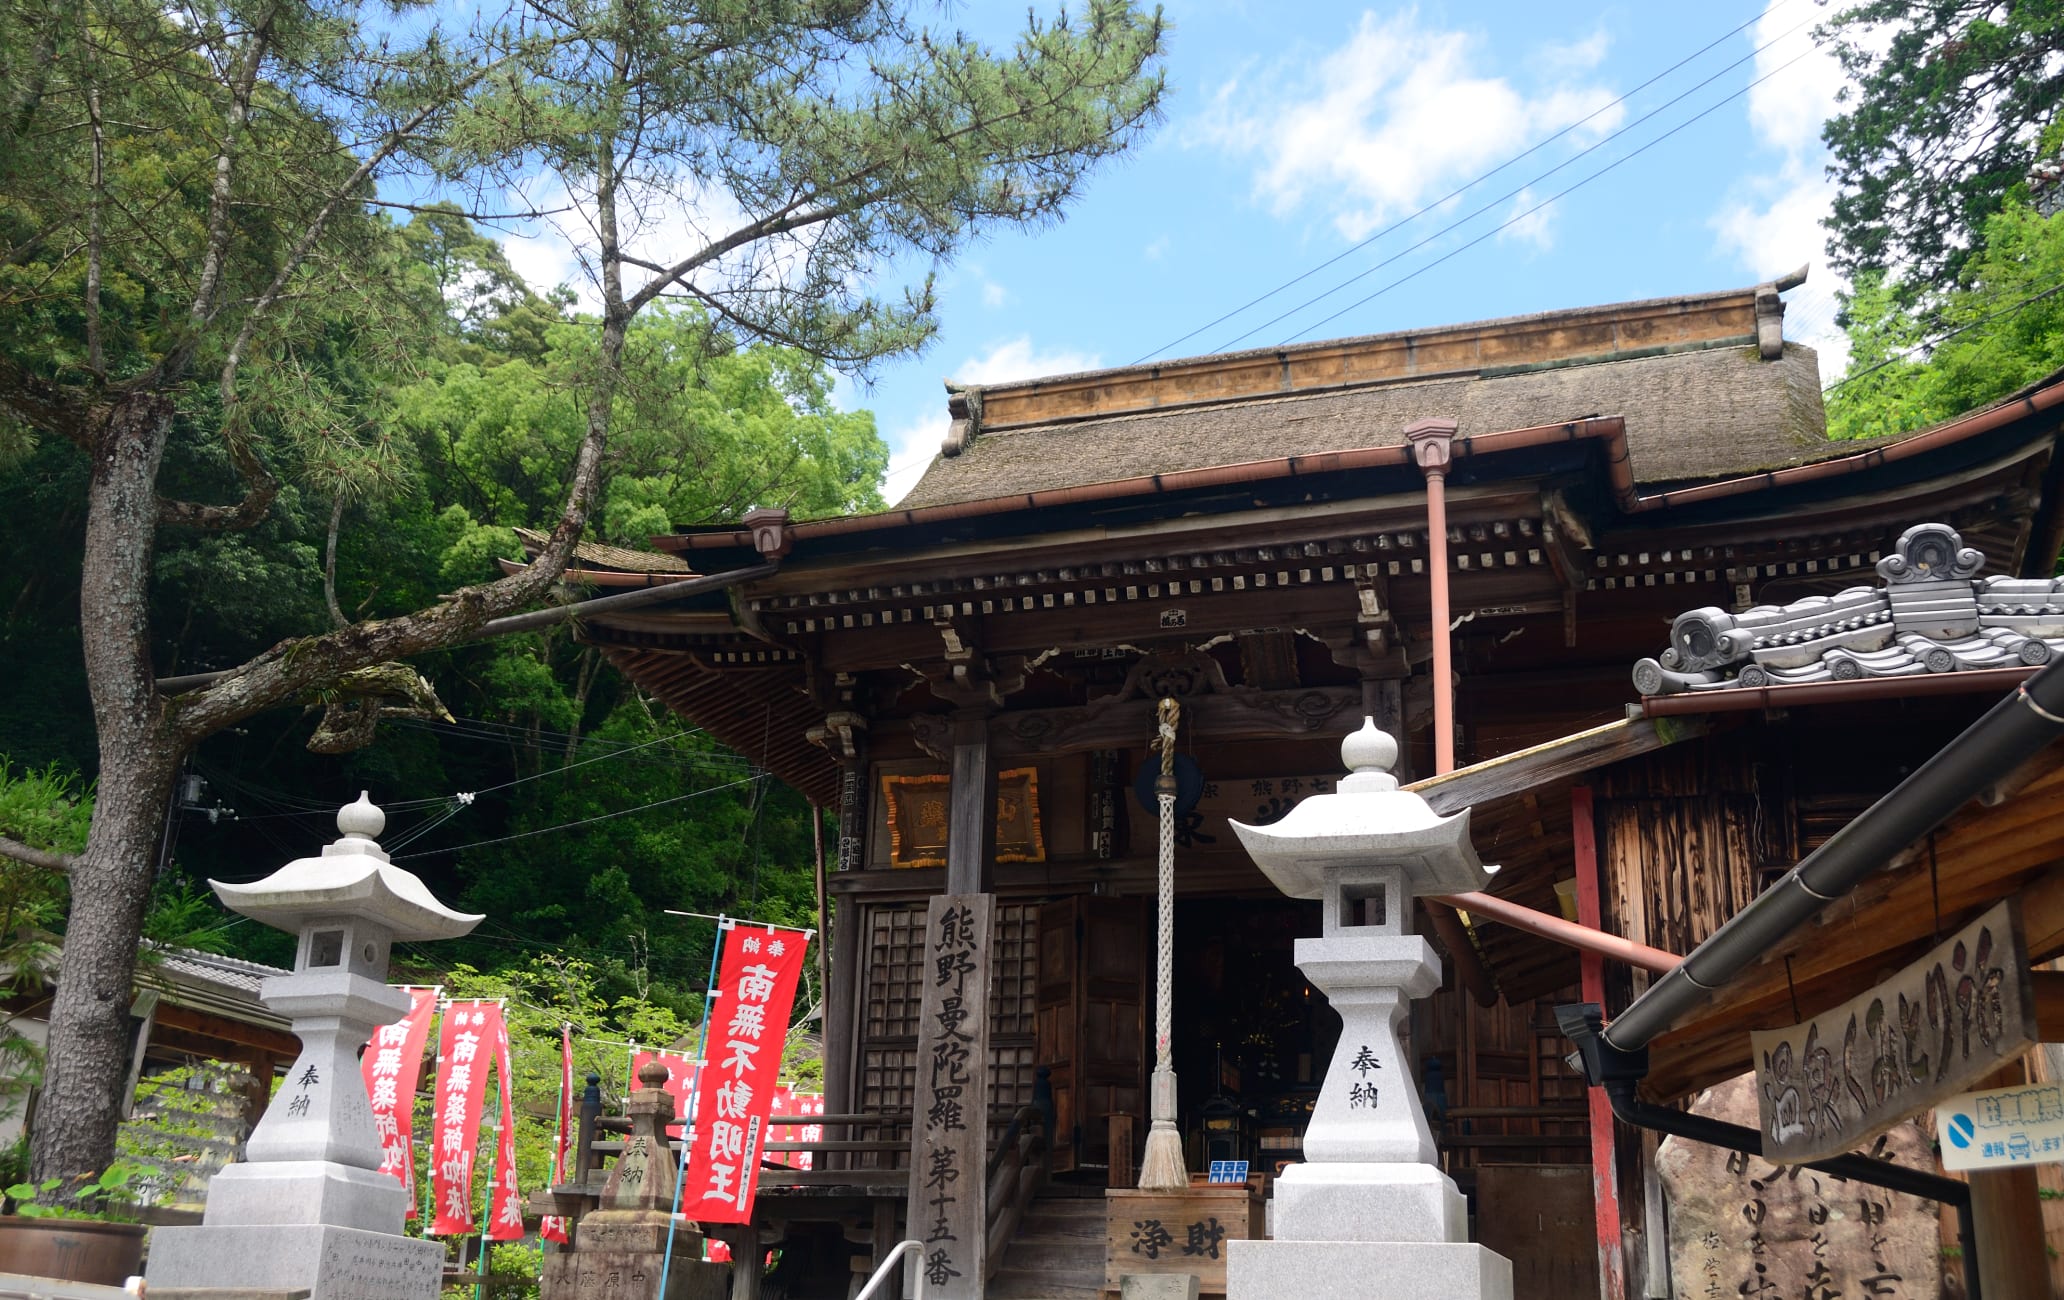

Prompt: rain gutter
xmin=1639 ymin=665 xmax=2041 ymax=716
xmin=667 ymin=373 xmax=2064 ymax=555
xmin=1557 ymin=999 xmax=1982 ymax=1299
xmin=1565 ymin=657 xmax=2064 ymax=1065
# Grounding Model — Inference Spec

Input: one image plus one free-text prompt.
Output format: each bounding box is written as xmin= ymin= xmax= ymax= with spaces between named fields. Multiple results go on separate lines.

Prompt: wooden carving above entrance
xmin=882 ymin=768 xmax=1046 ymax=868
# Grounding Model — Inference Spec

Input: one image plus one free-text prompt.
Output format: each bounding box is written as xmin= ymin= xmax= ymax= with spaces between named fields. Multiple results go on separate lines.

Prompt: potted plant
xmin=0 ymin=1161 xmax=150 ymax=1284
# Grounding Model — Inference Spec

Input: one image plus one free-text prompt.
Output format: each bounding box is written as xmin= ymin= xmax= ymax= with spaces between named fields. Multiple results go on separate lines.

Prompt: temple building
xmin=528 ymin=277 xmax=2064 ymax=1299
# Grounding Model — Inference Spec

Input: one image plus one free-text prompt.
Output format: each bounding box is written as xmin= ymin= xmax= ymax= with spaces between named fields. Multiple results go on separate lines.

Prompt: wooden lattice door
xmin=1035 ymin=895 xmax=1147 ymax=1174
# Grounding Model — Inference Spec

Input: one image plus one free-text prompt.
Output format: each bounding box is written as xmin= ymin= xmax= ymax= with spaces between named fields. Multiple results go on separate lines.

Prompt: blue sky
xmin=498 ymin=0 xmax=1848 ymax=508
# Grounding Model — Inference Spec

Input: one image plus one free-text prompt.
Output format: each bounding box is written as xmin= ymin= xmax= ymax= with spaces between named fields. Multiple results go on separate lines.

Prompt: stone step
xmin=1001 ymin=1239 xmax=1104 ymax=1278
xmin=1019 ymin=1221 xmax=1114 ymax=1254
xmin=1023 ymin=1199 xmax=1107 ymax=1223
xmin=985 ymin=1267 xmax=1105 ymax=1300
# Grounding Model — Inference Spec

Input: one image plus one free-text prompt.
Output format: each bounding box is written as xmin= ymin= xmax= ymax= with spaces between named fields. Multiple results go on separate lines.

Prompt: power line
xmin=392 ymin=774 xmax=762 ymax=859
xmin=1131 ymin=0 xmax=1797 ymax=365
xmin=1282 ymin=43 xmax=1821 ymax=346
xmin=1823 ymin=279 xmax=2064 ymax=396
xmin=1222 ymin=14 xmax=1817 ymax=353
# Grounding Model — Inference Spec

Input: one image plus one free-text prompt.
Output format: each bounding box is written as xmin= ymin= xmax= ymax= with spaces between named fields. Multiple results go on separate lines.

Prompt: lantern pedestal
xmin=148 ymin=794 xmax=478 ymax=1300
xmin=1223 ymin=721 xmax=1514 ymax=1300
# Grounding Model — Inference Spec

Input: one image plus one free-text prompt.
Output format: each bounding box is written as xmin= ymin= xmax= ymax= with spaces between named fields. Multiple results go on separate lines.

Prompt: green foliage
xmin=4 ymin=1159 xmax=151 ymax=1220
xmin=1828 ymin=201 xmax=2064 ymax=440
xmin=1822 ymin=0 xmax=2064 ymax=295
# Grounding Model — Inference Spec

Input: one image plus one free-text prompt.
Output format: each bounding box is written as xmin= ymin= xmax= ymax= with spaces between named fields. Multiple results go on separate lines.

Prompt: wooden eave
xmin=1637 ymin=742 xmax=2064 ymax=1103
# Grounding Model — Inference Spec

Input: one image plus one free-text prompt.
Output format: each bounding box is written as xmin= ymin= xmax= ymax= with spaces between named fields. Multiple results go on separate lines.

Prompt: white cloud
xmin=1497 ymin=188 xmax=1554 ymax=250
xmin=881 ymin=336 xmax=1105 ymax=505
xmin=1144 ymin=235 xmax=1171 ymax=261
xmin=1709 ymin=3 xmax=1851 ymax=376
xmin=1190 ymin=11 xmax=1623 ymax=245
xmin=980 ymin=280 xmax=1009 ymax=309
xmin=951 ymin=336 xmax=1103 ymax=386
xmin=1540 ymin=30 xmax=1612 ymax=78
xmin=493 ymin=168 xmax=814 ymax=317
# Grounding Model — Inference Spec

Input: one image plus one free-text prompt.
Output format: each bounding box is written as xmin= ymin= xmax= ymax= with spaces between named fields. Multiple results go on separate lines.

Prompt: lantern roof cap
xmin=1232 ymin=719 xmax=1497 ymax=899
xmin=210 ymin=792 xmax=482 ymax=941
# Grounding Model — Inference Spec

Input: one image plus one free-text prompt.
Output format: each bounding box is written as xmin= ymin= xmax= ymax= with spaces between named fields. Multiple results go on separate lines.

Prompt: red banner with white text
xmin=681 ymin=925 xmax=808 ymax=1224
xmin=541 ymin=1026 xmax=574 ymax=1244
xmin=485 ymin=1006 xmax=524 ymax=1240
xmin=430 ymin=1000 xmax=497 ymax=1234
xmin=362 ymin=986 xmax=437 ymax=1215
xmin=632 ymin=1049 xmax=701 ymax=1140
xmin=767 ymin=1090 xmax=824 ymax=1170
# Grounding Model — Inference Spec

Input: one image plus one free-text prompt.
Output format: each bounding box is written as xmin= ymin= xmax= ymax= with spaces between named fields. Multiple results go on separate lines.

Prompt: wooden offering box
xmin=1104 ymin=1180 xmax=1265 ymax=1298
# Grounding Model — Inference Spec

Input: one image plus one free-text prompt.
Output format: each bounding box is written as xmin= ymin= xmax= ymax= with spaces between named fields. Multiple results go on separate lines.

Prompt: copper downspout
xmin=1398 ymin=416 xmax=1509 ymax=1003
xmin=1429 ymin=888 xmax=1680 ymax=975
xmin=1408 ymin=418 xmax=1460 ymax=774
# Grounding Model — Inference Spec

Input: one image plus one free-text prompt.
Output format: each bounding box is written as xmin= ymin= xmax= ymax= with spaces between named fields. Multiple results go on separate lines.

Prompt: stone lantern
xmin=1224 ymin=720 xmax=1514 ymax=1300
xmin=150 ymin=793 xmax=482 ymax=1300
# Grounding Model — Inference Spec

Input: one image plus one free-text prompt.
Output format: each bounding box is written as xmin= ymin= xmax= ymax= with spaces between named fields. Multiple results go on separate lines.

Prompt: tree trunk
xmin=32 ymin=393 xmax=180 ymax=1181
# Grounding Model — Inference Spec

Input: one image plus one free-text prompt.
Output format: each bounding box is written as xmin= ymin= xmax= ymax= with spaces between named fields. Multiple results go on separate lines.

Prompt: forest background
xmin=3 ymin=0 xmax=2064 ymax=1228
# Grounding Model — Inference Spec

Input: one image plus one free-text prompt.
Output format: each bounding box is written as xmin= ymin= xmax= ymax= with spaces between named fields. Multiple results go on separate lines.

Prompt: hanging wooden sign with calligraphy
xmin=1750 ymin=900 xmax=2034 ymax=1165
xmin=681 ymin=924 xmax=809 ymax=1225
xmin=905 ymin=893 xmax=993 ymax=1300
xmin=882 ymin=770 xmax=1045 ymax=867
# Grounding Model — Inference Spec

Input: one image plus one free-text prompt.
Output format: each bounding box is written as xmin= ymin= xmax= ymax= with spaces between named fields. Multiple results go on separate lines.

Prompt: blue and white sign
xmin=1207 ymin=1159 xmax=1249 ymax=1185
xmin=1935 ymin=1080 xmax=2064 ymax=1172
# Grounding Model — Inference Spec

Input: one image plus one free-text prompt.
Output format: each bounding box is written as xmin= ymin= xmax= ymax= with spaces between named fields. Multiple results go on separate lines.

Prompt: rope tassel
xmin=1138 ymin=697 xmax=1187 ymax=1193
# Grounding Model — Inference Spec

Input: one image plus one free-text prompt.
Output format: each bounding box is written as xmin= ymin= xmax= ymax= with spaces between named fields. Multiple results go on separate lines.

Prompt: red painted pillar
xmin=1571 ymin=785 xmax=1626 ymax=1300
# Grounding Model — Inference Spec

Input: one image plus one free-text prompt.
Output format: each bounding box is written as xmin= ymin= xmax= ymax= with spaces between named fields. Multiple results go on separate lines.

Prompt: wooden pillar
xmin=1971 ymin=1165 xmax=2047 ymax=1299
xmin=1571 ymin=785 xmax=1626 ymax=1300
xmin=907 ymin=894 xmax=992 ymax=1299
xmin=945 ymin=710 xmax=997 ymax=896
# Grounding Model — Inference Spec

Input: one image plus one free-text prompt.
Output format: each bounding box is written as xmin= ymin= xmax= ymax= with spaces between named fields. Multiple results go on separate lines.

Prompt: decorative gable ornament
xmin=1632 ymin=523 xmax=2064 ymax=696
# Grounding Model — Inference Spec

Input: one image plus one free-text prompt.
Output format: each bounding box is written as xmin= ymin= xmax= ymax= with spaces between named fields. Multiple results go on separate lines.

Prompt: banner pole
xmin=660 ymin=913 xmax=729 ymax=1300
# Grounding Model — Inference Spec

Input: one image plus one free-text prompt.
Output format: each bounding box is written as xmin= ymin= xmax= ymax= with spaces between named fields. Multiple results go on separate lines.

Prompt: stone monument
xmin=539 ymin=1059 xmax=725 ymax=1300
xmin=1224 ymin=719 xmax=1514 ymax=1300
xmin=150 ymin=793 xmax=481 ymax=1300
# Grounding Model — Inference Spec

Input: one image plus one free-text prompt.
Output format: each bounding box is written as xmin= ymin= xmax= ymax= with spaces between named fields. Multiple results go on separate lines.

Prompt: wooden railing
xmin=982 ymin=1105 xmax=1048 ymax=1283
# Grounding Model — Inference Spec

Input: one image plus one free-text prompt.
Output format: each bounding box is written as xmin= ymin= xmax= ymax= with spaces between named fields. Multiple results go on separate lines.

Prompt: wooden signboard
xmin=1104 ymin=1183 xmax=1262 ymax=1298
xmin=906 ymin=893 xmax=993 ymax=1299
xmin=882 ymin=770 xmax=1045 ymax=867
xmin=1750 ymin=900 xmax=2034 ymax=1164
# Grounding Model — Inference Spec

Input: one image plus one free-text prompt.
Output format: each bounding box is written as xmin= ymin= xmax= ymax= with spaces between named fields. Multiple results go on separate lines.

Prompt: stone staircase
xmin=987 ymin=1186 xmax=1106 ymax=1300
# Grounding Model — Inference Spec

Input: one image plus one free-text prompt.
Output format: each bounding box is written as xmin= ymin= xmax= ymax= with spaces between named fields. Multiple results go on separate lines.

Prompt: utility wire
xmin=1131 ymin=0 xmax=1796 ymax=365
xmin=393 ymin=774 xmax=761 ymax=859
xmin=1822 ymin=279 xmax=2064 ymax=396
xmin=1283 ymin=44 xmax=1820 ymax=346
xmin=1225 ymin=15 xmax=1817 ymax=353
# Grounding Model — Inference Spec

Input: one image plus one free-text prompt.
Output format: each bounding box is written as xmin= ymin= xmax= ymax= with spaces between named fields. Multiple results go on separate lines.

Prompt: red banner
xmin=485 ymin=1006 xmax=524 ymax=1241
xmin=631 ymin=1050 xmax=701 ymax=1140
xmin=430 ymin=1000 xmax=497 ymax=1235
xmin=541 ymin=1026 xmax=573 ymax=1244
xmin=767 ymin=1090 xmax=824 ymax=1170
xmin=681 ymin=925 xmax=808 ymax=1224
xmin=362 ymin=986 xmax=437 ymax=1215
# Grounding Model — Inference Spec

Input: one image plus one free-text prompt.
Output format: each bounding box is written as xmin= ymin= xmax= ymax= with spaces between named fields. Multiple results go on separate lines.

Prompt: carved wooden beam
xmin=983 ymin=686 xmax=1364 ymax=759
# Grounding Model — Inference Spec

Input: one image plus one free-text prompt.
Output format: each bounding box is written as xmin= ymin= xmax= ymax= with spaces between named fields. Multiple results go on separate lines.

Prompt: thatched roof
xmin=903 ymin=342 xmax=1829 ymax=509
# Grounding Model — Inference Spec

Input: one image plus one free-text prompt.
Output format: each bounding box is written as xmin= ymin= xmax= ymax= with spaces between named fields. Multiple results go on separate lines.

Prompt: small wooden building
xmin=541 ymin=279 xmax=2064 ymax=1297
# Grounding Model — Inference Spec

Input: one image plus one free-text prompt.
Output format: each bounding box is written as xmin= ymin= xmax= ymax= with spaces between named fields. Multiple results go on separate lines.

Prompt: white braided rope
xmin=1155 ymin=787 xmax=1174 ymax=1071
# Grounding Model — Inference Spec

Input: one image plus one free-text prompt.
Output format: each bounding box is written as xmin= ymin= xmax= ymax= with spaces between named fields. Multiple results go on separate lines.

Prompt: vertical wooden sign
xmin=906 ymin=893 xmax=993 ymax=1299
